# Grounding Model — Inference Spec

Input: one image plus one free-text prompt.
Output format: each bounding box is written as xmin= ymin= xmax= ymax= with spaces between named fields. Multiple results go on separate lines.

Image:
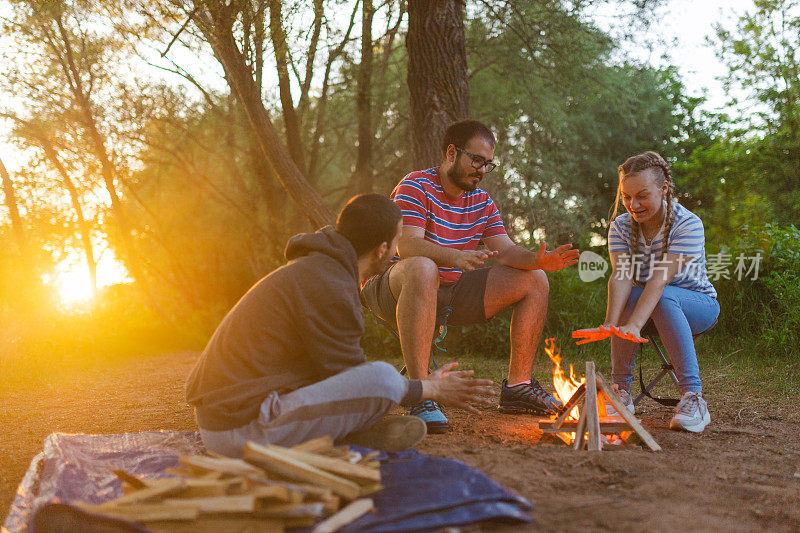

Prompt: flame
xmin=544 ymin=338 xmax=584 ymax=420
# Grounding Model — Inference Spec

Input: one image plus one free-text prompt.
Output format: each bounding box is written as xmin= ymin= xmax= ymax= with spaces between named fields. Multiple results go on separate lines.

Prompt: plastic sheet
xmin=4 ymin=431 xmax=204 ymax=532
xmin=4 ymin=432 xmax=532 ymax=532
xmin=341 ymin=448 xmax=532 ymax=532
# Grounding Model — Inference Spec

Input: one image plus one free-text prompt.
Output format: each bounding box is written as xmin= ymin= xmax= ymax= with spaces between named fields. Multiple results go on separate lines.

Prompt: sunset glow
xmin=52 ymin=253 xmax=131 ymax=307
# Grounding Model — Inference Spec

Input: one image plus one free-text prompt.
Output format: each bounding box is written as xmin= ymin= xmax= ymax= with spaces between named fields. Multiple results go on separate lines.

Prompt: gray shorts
xmin=360 ymin=263 xmax=491 ymax=327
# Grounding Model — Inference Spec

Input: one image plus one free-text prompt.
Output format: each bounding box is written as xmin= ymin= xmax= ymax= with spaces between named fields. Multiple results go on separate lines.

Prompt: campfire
xmin=540 ymin=338 xmax=661 ymax=451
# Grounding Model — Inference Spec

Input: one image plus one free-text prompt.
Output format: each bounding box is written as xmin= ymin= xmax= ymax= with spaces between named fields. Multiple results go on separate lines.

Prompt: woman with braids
xmin=602 ymin=151 xmax=719 ymax=433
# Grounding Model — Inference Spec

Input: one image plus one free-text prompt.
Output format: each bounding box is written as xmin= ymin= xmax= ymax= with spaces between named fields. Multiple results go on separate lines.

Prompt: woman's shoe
xmin=605 ymin=383 xmax=635 ymax=417
xmin=669 ymin=391 xmax=710 ymax=433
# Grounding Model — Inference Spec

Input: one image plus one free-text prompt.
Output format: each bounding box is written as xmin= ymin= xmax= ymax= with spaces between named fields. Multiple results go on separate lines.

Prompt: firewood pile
xmin=74 ymin=436 xmax=381 ymax=532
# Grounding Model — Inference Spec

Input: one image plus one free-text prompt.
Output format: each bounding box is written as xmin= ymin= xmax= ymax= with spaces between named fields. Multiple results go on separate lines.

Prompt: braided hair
xmin=612 ymin=151 xmax=675 ymax=260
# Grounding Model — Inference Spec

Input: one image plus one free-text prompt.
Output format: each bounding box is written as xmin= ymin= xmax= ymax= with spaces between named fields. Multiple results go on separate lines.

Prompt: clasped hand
xmin=454 ymin=249 xmax=499 ymax=271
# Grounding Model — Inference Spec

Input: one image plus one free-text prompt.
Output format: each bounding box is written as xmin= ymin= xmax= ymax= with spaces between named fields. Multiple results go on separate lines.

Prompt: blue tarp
xmin=4 ymin=431 xmax=532 ymax=532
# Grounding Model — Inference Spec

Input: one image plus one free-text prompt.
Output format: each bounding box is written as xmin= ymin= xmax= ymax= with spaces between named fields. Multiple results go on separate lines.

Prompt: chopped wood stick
xmin=243 ymin=442 xmax=361 ymax=500
xmin=283 ymin=516 xmax=317 ymax=528
xmin=357 ymin=461 xmax=380 ymax=470
xmin=540 ymin=422 xmax=633 ymax=433
xmin=291 ymin=435 xmax=335 ymax=454
xmin=163 ymin=494 xmax=257 ymax=514
xmin=250 ymin=483 xmax=297 ymax=503
xmin=181 ymin=478 xmax=244 ymax=498
xmin=312 ymin=498 xmax=375 ymax=533
xmin=572 ymin=406 xmax=588 ymax=451
xmin=164 ymin=466 xmax=221 ymax=479
xmin=113 ymin=470 xmax=147 ymax=490
xmin=356 ymin=451 xmax=381 ymax=465
xmin=551 ymin=383 xmax=586 ymax=428
xmin=100 ymin=477 xmax=186 ymax=506
xmin=321 ymin=494 xmax=341 ymax=514
xmin=146 ymin=517 xmax=284 ymax=533
xmin=539 ymin=416 xmax=633 ymax=428
xmin=595 ymin=373 xmax=662 ymax=452
xmin=179 ymin=455 xmax=266 ymax=478
xmin=259 ymin=445 xmax=381 ymax=483
xmin=256 ymin=502 xmax=325 ymax=519
xmin=323 ymin=446 xmax=352 ymax=459
xmin=75 ymin=501 xmax=199 ymax=522
xmin=121 ymin=475 xmax=242 ymax=498
xmin=357 ymin=483 xmax=383 ymax=497
xmin=245 ymin=477 xmax=332 ymax=501
xmin=585 ymin=362 xmax=602 ymax=452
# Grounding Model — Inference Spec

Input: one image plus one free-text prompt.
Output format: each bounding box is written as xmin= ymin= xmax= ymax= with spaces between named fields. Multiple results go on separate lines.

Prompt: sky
xmin=591 ymin=0 xmax=755 ymax=112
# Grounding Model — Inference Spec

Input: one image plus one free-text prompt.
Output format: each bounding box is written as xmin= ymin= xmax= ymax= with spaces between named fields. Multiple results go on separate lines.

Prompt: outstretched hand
xmin=571 ymin=326 xmax=613 ymax=345
xmin=423 ymin=362 xmax=495 ymax=414
xmin=609 ymin=324 xmax=647 ymax=343
xmin=571 ymin=325 xmax=648 ymax=345
xmin=535 ymin=242 xmax=580 ymax=272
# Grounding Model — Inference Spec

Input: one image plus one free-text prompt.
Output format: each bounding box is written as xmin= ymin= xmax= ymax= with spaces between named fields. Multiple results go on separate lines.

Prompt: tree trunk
xmin=297 ymin=0 xmax=324 ymax=126
xmin=0 ymin=156 xmax=30 ymax=260
xmin=49 ymin=13 xmax=153 ymax=300
xmin=307 ymin=1 xmax=360 ymax=184
xmin=268 ymin=0 xmax=306 ymax=174
xmin=37 ymin=138 xmax=98 ymax=297
xmin=406 ymin=0 xmax=470 ymax=169
xmin=194 ymin=2 xmax=335 ymax=229
xmin=352 ymin=0 xmax=375 ymax=195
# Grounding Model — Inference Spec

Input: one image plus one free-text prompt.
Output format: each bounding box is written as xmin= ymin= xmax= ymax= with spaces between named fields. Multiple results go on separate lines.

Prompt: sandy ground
xmin=2 ymin=351 xmax=799 ymax=532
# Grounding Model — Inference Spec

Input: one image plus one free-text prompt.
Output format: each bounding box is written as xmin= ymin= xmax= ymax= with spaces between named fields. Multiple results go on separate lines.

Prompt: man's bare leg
xmin=484 ymin=265 xmax=549 ymax=384
xmin=388 ymin=257 xmax=439 ymax=380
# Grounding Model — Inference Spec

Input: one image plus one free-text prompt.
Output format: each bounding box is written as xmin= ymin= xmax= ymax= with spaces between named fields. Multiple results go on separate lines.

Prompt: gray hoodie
xmin=186 ymin=226 xmax=368 ymax=431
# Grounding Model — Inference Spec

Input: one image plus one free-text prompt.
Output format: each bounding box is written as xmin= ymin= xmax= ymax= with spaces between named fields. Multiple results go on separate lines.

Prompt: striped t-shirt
xmin=608 ymin=202 xmax=716 ymax=298
xmin=391 ymin=167 xmax=508 ymax=283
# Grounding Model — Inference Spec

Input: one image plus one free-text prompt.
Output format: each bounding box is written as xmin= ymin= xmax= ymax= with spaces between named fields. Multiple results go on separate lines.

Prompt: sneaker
xmin=407 ymin=400 xmax=450 ymax=433
xmin=498 ymin=378 xmax=563 ymax=415
xmin=669 ymin=391 xmax=711 ymax=433
xmin=343 ymin=415 xmax=427 ymax=451
xmin=605 ymin=384 xmax=635 ymax=417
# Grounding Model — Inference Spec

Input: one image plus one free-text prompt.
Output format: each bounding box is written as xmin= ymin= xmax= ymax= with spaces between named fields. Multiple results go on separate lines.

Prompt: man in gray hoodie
xmin=187 ymin=194 xmax=494 ymax=456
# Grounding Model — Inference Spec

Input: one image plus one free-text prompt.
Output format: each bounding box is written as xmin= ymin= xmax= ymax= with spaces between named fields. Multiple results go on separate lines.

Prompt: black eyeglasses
xmin=455 ymin=146 xmax=497 ymax=173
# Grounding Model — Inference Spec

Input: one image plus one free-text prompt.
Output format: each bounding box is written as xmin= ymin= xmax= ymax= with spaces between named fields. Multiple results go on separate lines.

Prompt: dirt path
xmin=2 ymin=352 xmax=799 ymax=532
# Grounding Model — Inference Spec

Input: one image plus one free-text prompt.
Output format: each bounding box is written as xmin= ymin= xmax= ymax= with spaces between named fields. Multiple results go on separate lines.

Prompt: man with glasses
xmin=361 ymin=119 xmax=580 ymax=432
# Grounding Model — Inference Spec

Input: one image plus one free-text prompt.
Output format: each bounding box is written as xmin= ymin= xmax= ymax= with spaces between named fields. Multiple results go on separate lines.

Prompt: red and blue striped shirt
xmin=390 ymin=167 xmax=508 ymax=283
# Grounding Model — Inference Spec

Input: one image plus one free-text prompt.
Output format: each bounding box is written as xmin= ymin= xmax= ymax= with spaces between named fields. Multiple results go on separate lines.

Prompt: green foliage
xmin=713 ymin=224 xmax=800 ymax=354
xmin=679 ymin=0 xmax=800 ymax=237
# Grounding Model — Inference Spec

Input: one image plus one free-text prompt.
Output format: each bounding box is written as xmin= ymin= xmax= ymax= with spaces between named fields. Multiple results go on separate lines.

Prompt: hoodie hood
xmin=284 ymin=225 xmax=358 ymax=280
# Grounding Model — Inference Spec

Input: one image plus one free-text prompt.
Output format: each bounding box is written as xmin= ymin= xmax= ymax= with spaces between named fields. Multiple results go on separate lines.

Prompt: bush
xmin=714 ymin=224 xmax=800 ymax=354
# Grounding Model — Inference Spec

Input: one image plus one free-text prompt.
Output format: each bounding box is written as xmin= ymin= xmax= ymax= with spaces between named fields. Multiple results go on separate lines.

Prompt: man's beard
xmin=446 ymin=163 xmax=481 ymax=192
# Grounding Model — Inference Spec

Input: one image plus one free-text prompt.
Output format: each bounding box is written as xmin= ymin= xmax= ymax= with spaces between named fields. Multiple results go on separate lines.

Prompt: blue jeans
xmin=611 ymin=285 xmax=720 ymax=394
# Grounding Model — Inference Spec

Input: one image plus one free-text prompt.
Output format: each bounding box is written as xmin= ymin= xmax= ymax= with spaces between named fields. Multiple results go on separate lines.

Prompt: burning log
xmin=541 ymin=339 xmax=661 ymax=452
